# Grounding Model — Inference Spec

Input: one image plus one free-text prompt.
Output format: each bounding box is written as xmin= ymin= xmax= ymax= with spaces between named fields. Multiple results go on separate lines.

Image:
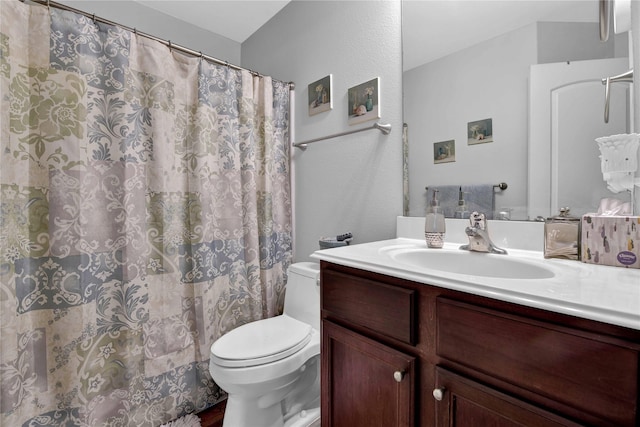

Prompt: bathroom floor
xmin=198 ymin=400 xmax=225 ymax=427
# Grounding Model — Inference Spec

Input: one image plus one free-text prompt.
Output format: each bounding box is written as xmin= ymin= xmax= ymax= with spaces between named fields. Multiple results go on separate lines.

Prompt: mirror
xmin=402 ymin=0 xmax=632 ymax=221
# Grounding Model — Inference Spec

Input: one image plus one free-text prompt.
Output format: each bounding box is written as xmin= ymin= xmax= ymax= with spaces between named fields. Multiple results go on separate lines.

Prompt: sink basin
xmin=387 ymin=249 xmax=555 ymax=279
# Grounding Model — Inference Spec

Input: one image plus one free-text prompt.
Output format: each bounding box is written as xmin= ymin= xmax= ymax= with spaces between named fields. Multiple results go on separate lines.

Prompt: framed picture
xmin=434 ymin=139 xmax=456 ymax=164
xmin=308 ymin=75 xmax=333 ymax=116
xmin=467 ymin=118 xmax=493 ymax=145
xmin=347 ymin=77 xmax=380 ymax=125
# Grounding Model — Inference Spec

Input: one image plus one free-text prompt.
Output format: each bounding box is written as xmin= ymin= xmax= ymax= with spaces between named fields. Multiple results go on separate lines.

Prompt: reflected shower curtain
xmin=0 ymin=1 xmax=292 ymax=425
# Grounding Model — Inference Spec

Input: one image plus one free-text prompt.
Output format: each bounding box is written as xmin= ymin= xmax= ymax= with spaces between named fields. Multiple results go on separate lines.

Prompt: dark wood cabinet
xmin=320 ymin=261 xmax=640 ymax=427
xmin=321 ymin=321 xmax=415 ymax=427
xmin=321 ymin=268 xmax=417 ymax=426
xmin=433 ymin=367 xmax=581 ymax=427
xmin=436 ymin=297 xmax=639 ymax=426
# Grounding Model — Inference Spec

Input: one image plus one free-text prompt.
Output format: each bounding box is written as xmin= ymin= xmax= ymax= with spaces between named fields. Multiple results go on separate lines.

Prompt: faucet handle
xmin=469 ymin=211 xmax=486 ymax=228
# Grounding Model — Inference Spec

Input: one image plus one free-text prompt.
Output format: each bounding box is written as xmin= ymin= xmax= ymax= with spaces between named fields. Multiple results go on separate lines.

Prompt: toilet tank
xmin=283 ymin=262 xmax=320 ymax=330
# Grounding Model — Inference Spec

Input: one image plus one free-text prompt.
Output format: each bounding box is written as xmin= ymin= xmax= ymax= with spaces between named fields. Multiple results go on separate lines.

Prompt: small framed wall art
xmin=347 ymin=77 xmax=380 ymax=125
xmin=308 ymin=75 xmax=333 ymax=116
xmin=467 ymin=118 xmax=493 ymax=145
xmin=434 ymin=139 xmax=456 ymax=164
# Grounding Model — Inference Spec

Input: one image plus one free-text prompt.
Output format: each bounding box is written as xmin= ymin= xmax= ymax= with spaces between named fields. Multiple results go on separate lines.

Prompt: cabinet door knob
xmin=393 ymin=370 xmax=405 ymax=382
xmin=432 ymin=387 xmax=446 ymax=401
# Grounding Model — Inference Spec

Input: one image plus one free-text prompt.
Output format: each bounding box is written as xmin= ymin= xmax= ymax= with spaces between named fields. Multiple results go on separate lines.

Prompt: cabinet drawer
xmin=322 ymin=270 xmax=416 ymax=345
xmin=436 ymin=298 xmax=639 ymax=426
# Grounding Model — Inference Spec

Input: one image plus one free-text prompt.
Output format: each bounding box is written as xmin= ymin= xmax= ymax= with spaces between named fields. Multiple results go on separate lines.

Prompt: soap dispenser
xmin=454 ymin=186 xmax=470 ymax=219
xmin=425 ymin=189 xmax=446 ymax=248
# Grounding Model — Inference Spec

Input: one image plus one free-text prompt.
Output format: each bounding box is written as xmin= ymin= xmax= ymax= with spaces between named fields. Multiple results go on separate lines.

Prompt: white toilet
xmin=209 ymin=262 xmax=321 ymax=427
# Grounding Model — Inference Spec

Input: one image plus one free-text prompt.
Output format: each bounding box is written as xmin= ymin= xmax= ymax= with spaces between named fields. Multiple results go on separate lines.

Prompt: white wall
xmin=242 ymin=1 xmax=404 ymax=262
xmin=57 ymin=0 xmax=241 ymax=64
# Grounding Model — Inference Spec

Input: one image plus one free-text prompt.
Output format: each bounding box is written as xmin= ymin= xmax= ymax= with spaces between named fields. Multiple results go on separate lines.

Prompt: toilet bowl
xmin=209 ymin=262 xmax=321 ymax=427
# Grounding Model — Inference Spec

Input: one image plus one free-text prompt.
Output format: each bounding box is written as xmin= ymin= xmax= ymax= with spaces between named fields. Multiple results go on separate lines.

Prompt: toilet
xmin=209 ymin=262 xmax=321 ymax=427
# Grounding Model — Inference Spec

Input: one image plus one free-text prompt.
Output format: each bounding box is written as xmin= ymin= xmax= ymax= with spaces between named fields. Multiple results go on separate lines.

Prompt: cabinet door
xmin=433 ymin=367 xmax=582 ymax=427
xmin=322 ymin=320 xmax=415 ymax=427
xmin=436 ymin=297 xmax=639 ymax=425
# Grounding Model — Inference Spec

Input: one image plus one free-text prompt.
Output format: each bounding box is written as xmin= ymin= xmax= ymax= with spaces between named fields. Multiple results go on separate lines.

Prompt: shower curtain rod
xmin=22 ymin=0 xmax=295 ymax=89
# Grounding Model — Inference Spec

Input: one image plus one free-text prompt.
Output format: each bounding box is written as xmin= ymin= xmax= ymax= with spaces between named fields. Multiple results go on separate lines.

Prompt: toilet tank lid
xmin=288 ymin=262 xmax=320 ymax=279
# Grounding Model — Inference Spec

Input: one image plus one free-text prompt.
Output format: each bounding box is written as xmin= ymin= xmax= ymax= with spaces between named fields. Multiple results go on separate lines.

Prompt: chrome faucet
xmin=460 ymin=212 xmax=507 ymax=254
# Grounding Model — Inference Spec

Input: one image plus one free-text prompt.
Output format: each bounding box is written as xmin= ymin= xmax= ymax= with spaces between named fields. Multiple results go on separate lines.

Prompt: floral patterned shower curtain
xmin=0 ymin=1 xmax=292 ymax=425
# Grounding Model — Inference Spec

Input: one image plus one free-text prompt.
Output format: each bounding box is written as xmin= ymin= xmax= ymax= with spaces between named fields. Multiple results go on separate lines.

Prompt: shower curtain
xmin=0 ymin=1 xmax=292 ymax=425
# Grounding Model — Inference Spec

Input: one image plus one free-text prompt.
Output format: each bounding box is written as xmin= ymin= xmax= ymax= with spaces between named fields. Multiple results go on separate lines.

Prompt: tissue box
xmin=581 ymin=215 xmax=640 ymax=269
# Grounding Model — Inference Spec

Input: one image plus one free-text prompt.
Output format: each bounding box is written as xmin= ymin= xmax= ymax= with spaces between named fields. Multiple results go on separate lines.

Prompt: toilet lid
xmin=210 ymin=315 xmax=312 ymax=368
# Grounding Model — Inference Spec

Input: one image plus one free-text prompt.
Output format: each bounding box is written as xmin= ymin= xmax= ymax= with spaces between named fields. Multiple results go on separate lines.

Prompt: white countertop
xmin=311 ymin=237 xmax=640 ymax=331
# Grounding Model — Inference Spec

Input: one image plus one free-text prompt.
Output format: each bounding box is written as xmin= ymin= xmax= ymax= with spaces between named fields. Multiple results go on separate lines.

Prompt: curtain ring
xmin=168 ymin=40 xmax=172 ymax=52
xmin=199 ymin=51 xmax=203 ymax=59
xmin=92 ymin=13 xmax=96 ymax=24
xmin=133 ymin=28 xmax=137 ymax=36
xmin=46 ymin=0 xmax=50 ymax=9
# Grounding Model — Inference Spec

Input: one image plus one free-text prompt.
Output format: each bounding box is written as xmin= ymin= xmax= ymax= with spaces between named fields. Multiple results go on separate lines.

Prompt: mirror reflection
xmin=402 ymin=0 xmax=631 ymax=221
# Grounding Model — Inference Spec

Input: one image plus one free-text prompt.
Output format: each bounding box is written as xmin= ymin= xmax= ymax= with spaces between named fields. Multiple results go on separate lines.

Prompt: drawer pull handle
xmin=393 ymin=370 xmax=405 ymax=382
xmin=432 ymin=387 xmax=446 ymax=401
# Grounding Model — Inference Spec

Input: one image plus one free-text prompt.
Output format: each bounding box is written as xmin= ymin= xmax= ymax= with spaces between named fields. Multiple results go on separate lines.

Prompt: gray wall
xmin=537 ymin=22 xmax=623 ymax=63
xmin=242 ymin=1 xmax=404 ymax=261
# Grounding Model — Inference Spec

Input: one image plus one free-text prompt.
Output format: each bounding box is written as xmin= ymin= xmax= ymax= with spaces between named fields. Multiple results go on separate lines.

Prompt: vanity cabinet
xmin=321 ymin=268 xmax=417 ymax=427
xmin=320 ymin=261 xmax=640 ymax=427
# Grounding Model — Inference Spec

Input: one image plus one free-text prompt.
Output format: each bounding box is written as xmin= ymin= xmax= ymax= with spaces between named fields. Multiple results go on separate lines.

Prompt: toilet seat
xmin=210 ymin=314 xmax=313 ymax=368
